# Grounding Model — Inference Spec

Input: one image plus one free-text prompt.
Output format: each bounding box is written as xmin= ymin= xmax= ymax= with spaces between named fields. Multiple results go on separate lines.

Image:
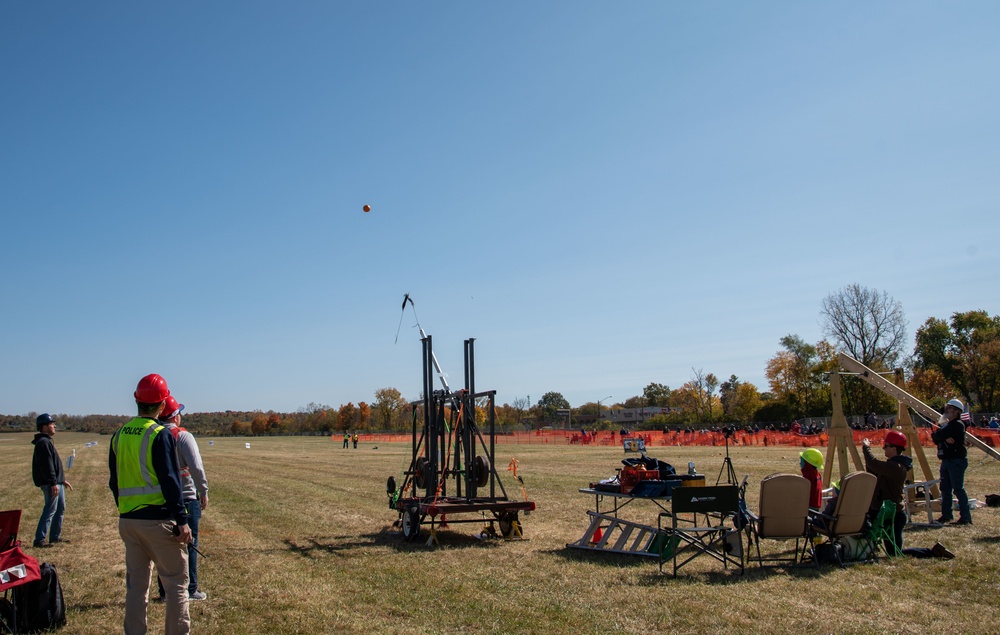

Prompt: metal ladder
xmin=567 ymin=511 xmax=662 ymax=557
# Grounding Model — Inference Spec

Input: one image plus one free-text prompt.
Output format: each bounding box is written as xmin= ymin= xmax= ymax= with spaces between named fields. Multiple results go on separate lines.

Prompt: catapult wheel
xmin=401 ymin=508 xmax=421 ymax=542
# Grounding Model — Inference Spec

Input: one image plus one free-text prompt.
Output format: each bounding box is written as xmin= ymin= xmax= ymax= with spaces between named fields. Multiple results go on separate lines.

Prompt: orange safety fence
xmin=340 ymin=428 xmax=1000 ymax=449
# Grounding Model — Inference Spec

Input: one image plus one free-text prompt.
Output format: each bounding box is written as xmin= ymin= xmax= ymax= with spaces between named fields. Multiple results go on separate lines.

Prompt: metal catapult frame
xmin=389 ymin=336 xmax=535 ymax=542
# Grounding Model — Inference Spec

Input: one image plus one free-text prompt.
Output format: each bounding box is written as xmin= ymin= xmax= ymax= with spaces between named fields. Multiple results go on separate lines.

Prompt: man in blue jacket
xmin=32 ymin=413 xmax=73 ymax=548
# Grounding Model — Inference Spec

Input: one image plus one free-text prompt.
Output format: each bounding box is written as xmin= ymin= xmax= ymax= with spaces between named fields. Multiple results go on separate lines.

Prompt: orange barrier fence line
xmin=342 ymin=428 xmax=1000 ymax=449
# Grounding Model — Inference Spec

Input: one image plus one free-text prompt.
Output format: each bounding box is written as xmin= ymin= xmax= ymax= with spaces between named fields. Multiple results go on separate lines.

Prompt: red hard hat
xmin=160 ymin=395 xmax=184 ymax=419
xmin=884 ymin=430 xmax=907 ymax=449
xmin=134 ymin=373 xmax=170 ymax=404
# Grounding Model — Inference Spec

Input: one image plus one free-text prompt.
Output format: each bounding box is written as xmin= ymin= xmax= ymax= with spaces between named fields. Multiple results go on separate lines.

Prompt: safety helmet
xmin=36 ymin=413 xmax=56 ymax=430
xmin=134 ymin=373 xmax=170 ymax=404
xmin=831 ymin=479 xmax=840 ymax=492
xmin=800 ymin=448 xmax=824 ymax=469
xmin=159 ymin=395 xmax=185 ymax=420
xmin=946 ymin=398 xmax=965 ymax=411
xmin=884 ymin=430 xmax=907 ymax=449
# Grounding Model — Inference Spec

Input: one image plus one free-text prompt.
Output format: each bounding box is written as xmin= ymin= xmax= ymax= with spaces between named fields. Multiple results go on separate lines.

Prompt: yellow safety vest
xmin=112 ymin=417 xmax=167 ymax=514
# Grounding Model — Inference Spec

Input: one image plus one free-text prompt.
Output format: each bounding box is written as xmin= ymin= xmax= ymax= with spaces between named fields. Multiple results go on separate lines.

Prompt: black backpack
xmin=13 ymin=562 xmax=66 ymax=632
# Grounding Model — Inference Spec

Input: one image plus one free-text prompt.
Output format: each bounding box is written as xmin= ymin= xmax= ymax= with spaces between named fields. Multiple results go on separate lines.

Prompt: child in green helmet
xmin=800 ymin=448 xmax=824 ymax=509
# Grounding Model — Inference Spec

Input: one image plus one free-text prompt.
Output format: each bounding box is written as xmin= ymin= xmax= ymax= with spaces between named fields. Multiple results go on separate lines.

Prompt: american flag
xmin=960 ymin=412 xmax=971 ymax=422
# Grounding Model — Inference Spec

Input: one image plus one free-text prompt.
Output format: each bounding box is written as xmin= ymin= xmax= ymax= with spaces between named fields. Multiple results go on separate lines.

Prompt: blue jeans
xmin=940 ymin=457 xmax=971 ymax=522
xmin=34 ymin=485 xmax=66 ymax=545
xmin=158 ymin=498 xmax=202 ymax=595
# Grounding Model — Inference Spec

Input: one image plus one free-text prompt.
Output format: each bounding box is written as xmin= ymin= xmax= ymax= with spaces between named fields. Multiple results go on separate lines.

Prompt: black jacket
xmin=931 ymin=418 xmax=967 ymax=460
xmin=31 ymin=433 xmax=64 ymax=487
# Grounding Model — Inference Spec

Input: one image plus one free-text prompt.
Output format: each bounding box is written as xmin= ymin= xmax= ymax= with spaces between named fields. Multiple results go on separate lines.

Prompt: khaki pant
xmin=119 ymin=518 xmax=190 ymax=635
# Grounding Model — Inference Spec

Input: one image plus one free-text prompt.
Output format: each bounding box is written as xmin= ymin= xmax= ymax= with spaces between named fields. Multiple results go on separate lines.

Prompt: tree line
xmin=3 ymin=286 xmax=997 ymax=435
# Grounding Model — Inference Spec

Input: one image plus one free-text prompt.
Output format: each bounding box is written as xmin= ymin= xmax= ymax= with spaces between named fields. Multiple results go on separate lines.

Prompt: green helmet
xmin=800 ymin=448 xmax=824 ymax=469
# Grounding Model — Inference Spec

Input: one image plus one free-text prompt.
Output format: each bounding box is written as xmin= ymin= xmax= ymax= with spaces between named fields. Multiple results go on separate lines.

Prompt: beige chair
xmin=745 ymin=473 xmax=812 ymax=566
xmin=810 ymin=471 xmax=877 ymax=565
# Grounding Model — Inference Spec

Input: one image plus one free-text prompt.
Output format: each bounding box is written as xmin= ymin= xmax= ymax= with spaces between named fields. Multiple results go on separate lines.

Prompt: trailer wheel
xmin=498 ymin=512 xmax=519 ymax=539
xmin=401 ymin=508 xmax=421 ymax=542
xmin=472 ymin=455 xmax=491 ymax=488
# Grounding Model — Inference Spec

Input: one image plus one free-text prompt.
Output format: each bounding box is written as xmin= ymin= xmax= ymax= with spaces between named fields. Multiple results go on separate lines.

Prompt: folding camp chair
xmin=657 ymin=485 xmax=744 ymax=576
xmin=0 ymin=510 xmax=42 ymax=634
xmin=868 ymin=499 xmax=901 ymax=558
xmin=745 ymin=473 xmax=814 ymax=567
xmin=809 ymin=472 xmax=877 ymax=566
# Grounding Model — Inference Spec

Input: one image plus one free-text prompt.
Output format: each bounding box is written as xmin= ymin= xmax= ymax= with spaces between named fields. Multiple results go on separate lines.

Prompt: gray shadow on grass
xmin=974 ymin=535 xmax=1000 ymax=545
xmin=549 ymin=546 xmax=836 ymax=583
xmin=283 ymin=527 xmax=507 ymax=558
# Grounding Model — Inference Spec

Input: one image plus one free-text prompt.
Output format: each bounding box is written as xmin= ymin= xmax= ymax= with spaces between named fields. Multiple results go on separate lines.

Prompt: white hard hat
xmin=946 ymin=398 xmax=965 ymax=411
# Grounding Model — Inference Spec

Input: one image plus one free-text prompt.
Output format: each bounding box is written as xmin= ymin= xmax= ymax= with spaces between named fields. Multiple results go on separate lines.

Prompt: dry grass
xmin=2 ymin=432 xmax=999 ymax=634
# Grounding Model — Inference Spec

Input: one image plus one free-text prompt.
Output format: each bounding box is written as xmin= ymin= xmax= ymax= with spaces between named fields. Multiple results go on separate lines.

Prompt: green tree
xmin=719 ymin=375 xmax=741 ymax=420
xmin=643 ymin=383 xmax=672 ymax=407
xmin=622 ymin=395 xmax=647 ymax=408
xmin=537 ymin=391 xmax=570 ymax=424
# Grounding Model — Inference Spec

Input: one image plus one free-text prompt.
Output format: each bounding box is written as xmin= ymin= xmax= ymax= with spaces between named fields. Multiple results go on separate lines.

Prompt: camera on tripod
xmin=721 ymin=425 xmax=735 ymax=438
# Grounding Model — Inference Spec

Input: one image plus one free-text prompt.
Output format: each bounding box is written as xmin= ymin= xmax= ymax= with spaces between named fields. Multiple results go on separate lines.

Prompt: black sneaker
xmin=952 ymin=519 xmax=973 ymax=526
xmin=32 ymin=542 xmax=52 ymax=549
xmin=935 ymin=516 xmax=953 ymax=524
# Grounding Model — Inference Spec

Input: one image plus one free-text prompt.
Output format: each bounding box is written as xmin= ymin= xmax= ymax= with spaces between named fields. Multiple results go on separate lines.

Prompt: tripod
xmin=716 ymin=430 xmax=738 ymax=486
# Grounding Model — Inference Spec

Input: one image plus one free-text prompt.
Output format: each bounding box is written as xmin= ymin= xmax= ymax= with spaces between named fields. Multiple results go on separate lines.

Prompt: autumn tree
xmin=906 ymin=367 xmax=957 ymax=411
xmin=338 ymin=403 xmax=358 ymax=431
xmin=357 ymin=401 xmax=371 ymax=430
xmin=373 ymin=387 xmax=408 ymax=430
xmin=719 ymin=376 xmax=763 ymax=423
xmin=913 ymin=310 xmax=1000 ymax=411
xmin=730 ymin=383 xmax=763 ymax=424
xmin=251 ymin=414 xmax=267 ymax=436
xmin=765 ymin=335 xmax=838 ymax=418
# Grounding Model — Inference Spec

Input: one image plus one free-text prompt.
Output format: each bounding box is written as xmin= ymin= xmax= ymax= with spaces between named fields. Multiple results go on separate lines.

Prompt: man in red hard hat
xmin=109 ymin=373 xmax=192 ymax=635
xmin=155 ymin=395 xmax=209 ymax=602
xmin=862 ymin=430 xmax=912 ymax=554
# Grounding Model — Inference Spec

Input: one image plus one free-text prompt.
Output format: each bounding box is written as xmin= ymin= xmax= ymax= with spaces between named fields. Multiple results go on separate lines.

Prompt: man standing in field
xmin=932 ymin=398 xmax=972 ymax=525
xmin=156 ymin=395 xmax=210 ymax=602
xmin=109 ymin=373 xmax=192 ymax=635
xmin=31 ymin=413 xmax=73 ymax=548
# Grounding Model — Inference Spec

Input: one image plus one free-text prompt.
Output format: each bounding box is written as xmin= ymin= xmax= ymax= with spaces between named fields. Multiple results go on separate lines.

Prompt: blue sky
xmin=2 ymin=2 xmax=998 ymax=416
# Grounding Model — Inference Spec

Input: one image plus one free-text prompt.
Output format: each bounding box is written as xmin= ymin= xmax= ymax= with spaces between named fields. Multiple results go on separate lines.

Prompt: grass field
xmin=2 ymin=432 xmax=999 ymax=634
